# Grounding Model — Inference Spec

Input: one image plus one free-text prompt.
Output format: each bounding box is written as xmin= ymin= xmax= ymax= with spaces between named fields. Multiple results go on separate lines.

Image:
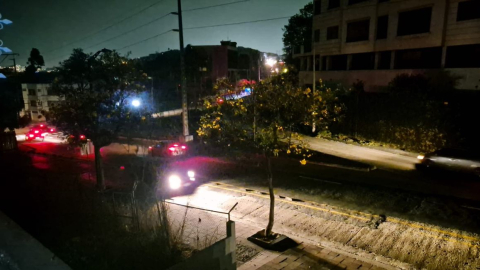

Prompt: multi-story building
xmin=296 ymin=0 xmax=480 ymax=91
xmin=20 ymin=83 xmax=61 ymax=122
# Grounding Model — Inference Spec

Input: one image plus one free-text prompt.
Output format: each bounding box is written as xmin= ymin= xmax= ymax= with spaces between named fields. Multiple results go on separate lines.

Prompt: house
xmin=20 ymin=83 xmax=61 ymax=122
xmin=296 ymin=0 xmax=480 ymax=91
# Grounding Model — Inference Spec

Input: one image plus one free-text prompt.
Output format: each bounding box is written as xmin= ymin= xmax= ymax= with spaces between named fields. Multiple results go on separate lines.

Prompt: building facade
xmin=20 ymin=83 xmax=61 ymax=122
xmin=296 ymin=0 xmax=480 ymax=91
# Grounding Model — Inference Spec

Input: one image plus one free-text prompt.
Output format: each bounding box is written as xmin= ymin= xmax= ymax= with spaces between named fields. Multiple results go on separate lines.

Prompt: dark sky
xmin=1 ymin=0 xmax=310 ymax=67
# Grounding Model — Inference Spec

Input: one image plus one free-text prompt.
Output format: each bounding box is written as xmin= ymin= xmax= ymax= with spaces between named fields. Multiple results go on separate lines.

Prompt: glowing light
xmin=34 ymin=130 xmax=39 ymax=134
xmin=168 ymin=175 xmax=182 ymax=190
xmin=181 ymin=145 xmax=186 ymax=149
xmin=131 ymin=99 xmax=141 ymax=107
xmin=417 ymin=155 xmax=424 ymax=160
xmin=80 ymin=135 xmax=85 ymax=139
xmin=29 ymin=134 xmax=34 ymax=138
xmin=187 ymin=171 xmax=195 ymax=178
xmin=148 ymin=146 xmax=152 ymax=150
xmin=168 ymin=147 xmax=175 ymax=151
xmin=173 ymin=144 xmax=178 ymax=147
xmin=265 ymin=58 xmax=277 ymax=67
xmin=120 ymin=166 xmax=125 ymax=170
xmin=283 ymin=68 xmax=288 ymax=73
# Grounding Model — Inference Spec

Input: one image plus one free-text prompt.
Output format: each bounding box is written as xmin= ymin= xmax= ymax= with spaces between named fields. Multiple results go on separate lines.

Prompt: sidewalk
xmin=303 ymin=137 xmax=418 ymax=171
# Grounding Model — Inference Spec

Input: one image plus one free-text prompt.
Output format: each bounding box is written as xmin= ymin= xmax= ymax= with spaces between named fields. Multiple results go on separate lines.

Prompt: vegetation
xmin=50 ymin=48 xmax=147 ymax=189
xmin=198 ymin=75 xmax=347 ymax=237
xmin=282 ymin=2 xmax=313 ymax=65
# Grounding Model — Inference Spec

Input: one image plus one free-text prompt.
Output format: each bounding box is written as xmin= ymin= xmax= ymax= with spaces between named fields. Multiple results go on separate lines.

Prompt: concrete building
xmin=20 ymin=83 xmax=61 ymax=122
xmin=296 ymin=0 xmax=480 ymax=91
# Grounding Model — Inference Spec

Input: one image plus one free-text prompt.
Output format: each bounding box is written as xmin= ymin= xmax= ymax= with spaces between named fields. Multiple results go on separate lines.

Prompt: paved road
xmin=303 ymin=137 xmax=418 ymax=171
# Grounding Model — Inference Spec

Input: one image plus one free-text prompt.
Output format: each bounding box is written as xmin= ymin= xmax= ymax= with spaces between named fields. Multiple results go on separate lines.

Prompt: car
xmin=25 ymin=125 xmax=56 ymax=141
xmin=417 ymin=148 xmax=480 ymax=176
xmin=148 ymin=141 xmax=187 ymax=157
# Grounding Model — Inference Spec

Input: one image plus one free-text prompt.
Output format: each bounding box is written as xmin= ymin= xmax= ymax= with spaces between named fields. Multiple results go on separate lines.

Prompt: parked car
xmin=25 ymin=124 xmax=56 ymax=141
xmin=417 ymin=148 xmax=480 ymax=176
xmin=148 ymin=141 xmax=187 ymax=157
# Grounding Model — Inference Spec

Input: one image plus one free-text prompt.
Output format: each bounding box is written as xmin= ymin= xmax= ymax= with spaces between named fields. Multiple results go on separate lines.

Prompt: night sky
xmin=1 ymin=0 xmax=310 ymax=67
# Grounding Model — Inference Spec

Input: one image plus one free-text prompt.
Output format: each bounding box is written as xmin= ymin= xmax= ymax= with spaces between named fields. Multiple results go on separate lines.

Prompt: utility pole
xmin=173 ymin=0 xmax=190 ymax=141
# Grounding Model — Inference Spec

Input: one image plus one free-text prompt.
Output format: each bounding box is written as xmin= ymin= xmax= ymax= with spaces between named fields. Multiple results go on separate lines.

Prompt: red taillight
xmin=40 ymin=124 xmax=44 ymax=127
xmin=168 ymin=147 xmax=175 ymax=151
xmin=50 ymin=128 xmax=54 ymax=132
xmin=181 ymin=145 xmax=186 ymax=149
xmin=173 ymin=144 xmax=178 ymax=147
xmin=34 ymin=130 xmax=39 ymax=133
xmin=29 ymin=134 xmax=34 ymax=138
xmin=120 ymin=166 xmax=125 ymax=170
xmin=80 ymin=135 xmax=85 ymax=139
xmin=148 ymin=146 xmax=152 ymax=150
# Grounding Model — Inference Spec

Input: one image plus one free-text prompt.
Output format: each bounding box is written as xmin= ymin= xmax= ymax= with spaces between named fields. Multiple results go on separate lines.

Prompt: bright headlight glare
xmin=168 ymin=175 xmax=182 ymax=190
xmin=417 ymin=155 xmax=425 ymax=160
xmin=187 ymin=171 xmax=195 ymax=178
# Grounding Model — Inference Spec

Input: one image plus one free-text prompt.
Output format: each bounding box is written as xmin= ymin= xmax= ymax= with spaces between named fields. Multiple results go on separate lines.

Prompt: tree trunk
xmin=94 ymin=144 xmax=105 ymax=190
xmin=265 ymin=156 xmax=275 ymax=237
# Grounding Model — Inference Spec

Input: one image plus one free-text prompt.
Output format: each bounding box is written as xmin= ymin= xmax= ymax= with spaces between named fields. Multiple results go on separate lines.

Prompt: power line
xmin=117 ymin=30 xmax=173 ymax=51
xmin=84 ymin=13 xmax=172 ymax=51
xmin=184 ymin=16 xmax=291 ymax=30
xmin=183 ymin=0 xmax=249 ymax=12
xmin=44 ymin=0 xmax=168 ymax=55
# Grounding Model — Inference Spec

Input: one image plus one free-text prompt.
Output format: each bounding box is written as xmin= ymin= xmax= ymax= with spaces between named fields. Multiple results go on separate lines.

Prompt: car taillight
xmin=181 ymin=145 xmax=186 ymax=149
xmin=34 ymin=130 xmax=39 ymax=133
xmin=29 ymin=134 xmax=34 ymax=138
xmin=50 ymin=129 xmax=54 ymax=132
xmin=40 ymin=124 xmax=44 ymax=127
xmin=168 ymin=147 xmax=175 ymax=151
xmin=148 ymin=146 xmax=152 ymax=150
xmin=173 ymin=144 xmax=178 ymax=147
xmin=80 ymin=135 xmax=85 ymax=139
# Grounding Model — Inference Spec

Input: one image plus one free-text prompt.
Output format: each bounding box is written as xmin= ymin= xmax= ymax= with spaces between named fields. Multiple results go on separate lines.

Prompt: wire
xmin=184 ymin=16 xmax=291 ymax=30
xmin=117 ymin=30 xmax=173 ymax=51
xmin=183 ymin=0 xmax=249 ymax=12
xmin=44 ymin=0 xmax=167 ymax=55
xmin=84 ymin=13 xmax=172 ymax=50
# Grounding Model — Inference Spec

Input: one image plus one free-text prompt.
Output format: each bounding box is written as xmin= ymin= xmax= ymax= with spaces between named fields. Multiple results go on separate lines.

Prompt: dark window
xmin=331 ymin=55 xmax=348 ymax=70
xmin=348 ymin=0 xmax=368 ymax=5
xmin=376 ymin=16 xmax=388 ymax=39
xmin=350 ymin=53 xmax=375 ymax=70
xmin=28 ymin=89 xmax=36 ymax=96
xmin=457 ymin=1 xmax=480 ymax=21
xmin=304 ymin=42 xmax=312 ymax=53
xmin=30 ymin=100 xmax=37 ymax=107
xmin=327 ymin=26 xmax=339 ymax=40
xmin=228 ymin=50 xmax=238 ymax=69
xmin=315 ymin=55 xmax=320 ymax=71
xmin=322 ymin=56 xmax=328 ymax=70
xmin=314 ymin=30 xmax=321 ymax=42
xmin=446 ymin=44 xmax=480 ymax=68
xmin=377 ymin=51 xmax=391 ymax=69
xmin=394 ymin=47 xmax=442 ymax=69
xmin=23 ymin=89 xmax=27 ymax=92
xmin=329 ymin=0 xmax=340 ymax=9
xmin=397 ymin=7 xmax=432 ymax=36
xmin=294 ymin=46 xmax=301 ymax=54
xmin=346 ymin=19 xmax=370 ymax=42
xmin=314 ymin=0 xmax=321 ymax=15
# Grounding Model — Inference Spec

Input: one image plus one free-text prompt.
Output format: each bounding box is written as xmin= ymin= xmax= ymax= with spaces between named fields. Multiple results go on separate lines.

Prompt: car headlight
xmin=417 ymin=155 xmax=425 ymax=160
xmin=168 ymin=175 xmax=182 ymax=190
xmin=187 ymin=171 xmax=195 ymax=178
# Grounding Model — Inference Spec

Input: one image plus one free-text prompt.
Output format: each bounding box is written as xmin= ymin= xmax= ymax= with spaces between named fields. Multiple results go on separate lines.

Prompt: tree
xmin=50 ymin=48 xmax=146 ymax=189
xmin=198 ymin=76 xmax=347 ymax=238
xmin=25 ymin=48 xmax=45 ymax=77
xmin=282 ymin=2 xmax=313 ymax=65
xmin=0 ymin=78 xmax=23 ymax=131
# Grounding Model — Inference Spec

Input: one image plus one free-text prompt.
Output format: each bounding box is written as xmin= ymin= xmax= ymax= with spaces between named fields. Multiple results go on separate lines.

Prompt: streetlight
xmin=131 ymin=99 xmax=141 ymax=108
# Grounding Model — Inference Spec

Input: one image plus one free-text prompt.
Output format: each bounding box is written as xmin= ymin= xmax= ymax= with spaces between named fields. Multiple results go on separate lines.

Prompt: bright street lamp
xmin=265 ymin=58 xmax=277 ymax=67
xmin=131 ymin=99 xmax=141 ymax=107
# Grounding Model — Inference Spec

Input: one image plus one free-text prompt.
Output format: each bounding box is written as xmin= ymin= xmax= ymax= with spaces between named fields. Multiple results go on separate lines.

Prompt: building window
xmin=322 ymin=56 xmax=328 ymax=70
xmin=314 ymin=30 xmax=321 ymax=43
xmin=394 ymin=47 xmax=442 ymax=69
xmin=446 ymin=44 xmax=480 ymax=68
xmin=346 ymin=19 xmax=370 ymax=42
xmin=331 ymin=55 xmax=348 ymax=70
xmin=28 ymin=89 xmax=36 ymax=96
xmin=397 ymin=7 xmax=432 ymax=36
xmin=23 ymin=89 xmax=27 ymax=92
xmin=457 ymin=1 xmax=480 ymax=21
xmin=376 ymin=16 xmax=388 ymax=39
xmin=315 ymin=55 xmax=320 ymax=71
xmin=30 ymin=100 xmax=37 ymax=107
xmin=377 ymin=51 xmax=391 ymax=69
xmin=348 ymin=0 xmax=368 ymax=5
xmin=327 ymin=26 xmax=339 ymax=40
xmin=351 ymin=53 xmax=375 ymax=70
xmin=328 ymin=0 xmax=340 ymax=9
xmin=314 ymin=0 xmax=321 ymax=15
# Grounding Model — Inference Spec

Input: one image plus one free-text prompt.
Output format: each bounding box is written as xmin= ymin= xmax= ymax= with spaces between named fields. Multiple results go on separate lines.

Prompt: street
xmin=6 ymin=138 xmax=480 ymax=268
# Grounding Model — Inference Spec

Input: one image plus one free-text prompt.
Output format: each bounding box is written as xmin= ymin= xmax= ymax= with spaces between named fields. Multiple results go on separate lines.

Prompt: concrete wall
xmin=0 ymin=211 xmax=71 ymax=270
xmin=169 ymin=221 xmax=236 ymax=270
xmin=300 ymin=68 xmax=480 ymax=91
